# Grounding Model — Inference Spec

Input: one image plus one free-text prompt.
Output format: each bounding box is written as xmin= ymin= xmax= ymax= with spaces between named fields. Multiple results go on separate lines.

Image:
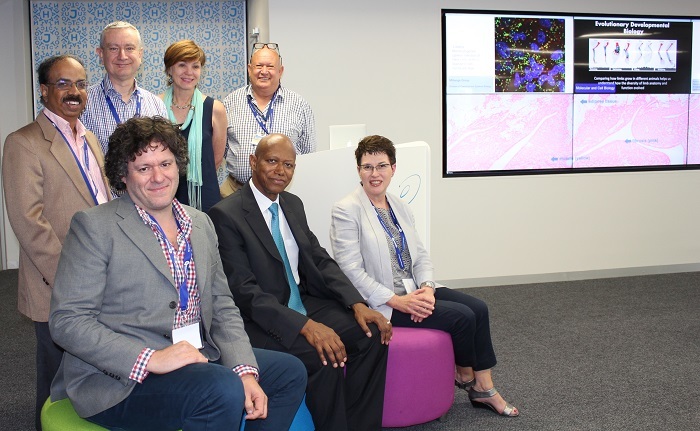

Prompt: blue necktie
xmin=269 ymin=203 xmax=307 ymax=315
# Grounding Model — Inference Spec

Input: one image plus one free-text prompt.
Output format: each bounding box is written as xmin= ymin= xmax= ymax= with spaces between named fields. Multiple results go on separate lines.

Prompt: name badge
xmin=172 ymin=322 xmax=203 ymax=349
xmin=402 ymin=278 xmax=418 ymax=294
xmin=252 ymin=134 xmax=265 ymax=146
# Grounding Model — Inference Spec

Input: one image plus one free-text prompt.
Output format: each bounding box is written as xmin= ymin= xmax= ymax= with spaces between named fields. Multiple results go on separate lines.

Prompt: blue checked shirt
xmin=82 ymin=75 xmax=167 ymax=154
xmin=223 ymin=85 xmax=317 ymax=182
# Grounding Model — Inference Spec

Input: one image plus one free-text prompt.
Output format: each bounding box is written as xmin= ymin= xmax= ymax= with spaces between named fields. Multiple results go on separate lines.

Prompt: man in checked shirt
xmin=81 ymin=21 xmax=167 ymax=156
xmin=49 ymin=116 xmax=306 ymax=430
xmin=221 ymin=42 xmax=317 ymax=197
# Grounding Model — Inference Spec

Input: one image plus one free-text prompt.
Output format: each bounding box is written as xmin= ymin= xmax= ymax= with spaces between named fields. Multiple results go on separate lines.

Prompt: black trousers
xmin=252 ymin=296 xmax=388 ymax=431
xmin=391 ymin=287 xmax=497 ymax=371
xmin=35 ymin=321 xmax=64 ymax=431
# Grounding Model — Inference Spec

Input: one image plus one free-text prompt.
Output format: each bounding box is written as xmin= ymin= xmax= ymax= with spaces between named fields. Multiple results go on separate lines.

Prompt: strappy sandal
xmin=468 ymin=387 xmax=519 ymax=417
xmin=454 ymin=378 xmax=475 ymax=391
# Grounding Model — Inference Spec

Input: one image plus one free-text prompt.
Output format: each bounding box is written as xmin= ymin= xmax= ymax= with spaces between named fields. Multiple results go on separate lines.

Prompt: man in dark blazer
xmin=209 ymin=133 xmax=392 ymax=431
xmin=2 ymin=54 xmax=110 ymax=431
xmin=49 ymin=117 xmax=306 ymax=430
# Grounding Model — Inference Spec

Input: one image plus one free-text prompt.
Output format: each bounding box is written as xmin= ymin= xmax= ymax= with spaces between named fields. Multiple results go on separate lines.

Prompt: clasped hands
xmin=300 ymin=303 xmax=392 ymax=368
xmin=146 ymin=341 xmax=268 ymax=420
xmin=387 ymin=286 xmax=435 ymax=323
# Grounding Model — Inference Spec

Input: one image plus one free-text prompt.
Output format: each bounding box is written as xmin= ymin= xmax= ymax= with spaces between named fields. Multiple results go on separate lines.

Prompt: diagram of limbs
xmin=590 ymin=38 xmax=676 ymax=69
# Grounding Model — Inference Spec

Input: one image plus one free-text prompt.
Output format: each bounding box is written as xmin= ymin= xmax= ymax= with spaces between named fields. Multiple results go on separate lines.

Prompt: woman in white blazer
xmin=330 ymin=135 xmax=518 ymax=417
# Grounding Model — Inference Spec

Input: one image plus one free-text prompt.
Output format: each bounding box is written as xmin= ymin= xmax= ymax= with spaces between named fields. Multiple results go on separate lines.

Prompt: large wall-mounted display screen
xmin=442 ymin=9 xmax=700 ymax=176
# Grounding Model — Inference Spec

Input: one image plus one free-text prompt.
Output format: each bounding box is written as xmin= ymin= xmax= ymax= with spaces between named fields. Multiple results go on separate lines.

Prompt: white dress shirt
xmin=249 ymin=179 xmax=301 ymax=284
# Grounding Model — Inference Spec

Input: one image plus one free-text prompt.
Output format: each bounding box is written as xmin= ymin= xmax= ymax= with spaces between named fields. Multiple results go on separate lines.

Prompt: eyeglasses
xmin=252 ymin=42 xmax=279 ymax=53
xmin=46 ymin=79 xmax=89 ymax=91
xmin=359 ymin=163 xmax=392 ymax=173
xmin=251 ymin=42 xmax=281 ymax=61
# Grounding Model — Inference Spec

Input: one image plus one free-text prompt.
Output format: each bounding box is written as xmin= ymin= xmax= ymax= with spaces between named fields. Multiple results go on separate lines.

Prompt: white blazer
xmin=330 ymin=186 xmax=434 ymax=319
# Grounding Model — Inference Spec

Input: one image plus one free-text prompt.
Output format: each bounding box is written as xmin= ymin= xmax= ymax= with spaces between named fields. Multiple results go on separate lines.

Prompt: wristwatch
xmin=421 ymin=281 xmax=436 ymax=290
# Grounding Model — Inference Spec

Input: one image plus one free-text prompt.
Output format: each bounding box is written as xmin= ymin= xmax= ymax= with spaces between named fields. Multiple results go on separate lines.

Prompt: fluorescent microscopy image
xmin=494 ymin=17 xmax=566 ymax=92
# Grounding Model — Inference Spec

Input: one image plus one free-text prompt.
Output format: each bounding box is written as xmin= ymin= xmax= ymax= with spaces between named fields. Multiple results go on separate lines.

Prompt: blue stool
xmin=42 ymin=396 xmax=314 ymax=430
xmin=242 ymin=395 xmax=314 ymax=430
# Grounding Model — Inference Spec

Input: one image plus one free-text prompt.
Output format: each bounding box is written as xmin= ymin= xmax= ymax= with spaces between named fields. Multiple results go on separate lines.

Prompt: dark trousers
xmin=254 ymin=296 xmax=388 ymax=431
xmin=35 ymin=321 xmax=63 ymax=431
xmin=87 ymin=348 xmax=306 ymax=431
xmin=391 ymin=287 xmax=497 ymax=371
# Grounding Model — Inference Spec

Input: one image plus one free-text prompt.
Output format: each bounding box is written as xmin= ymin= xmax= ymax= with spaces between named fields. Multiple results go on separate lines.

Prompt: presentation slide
xmin=693 ymin=19 xmax=700 ymax=93
xmin=573 ymin=17 xmax=692 ymax=94
xmin=688 ymin=95 xmax=700 ymax=163
xmin=443 ymin=10 xmax=698 ymax=176
xmin=445 ymin=93 xmax=573 ymax=172
xmin=572 ymin=93 xmax=689 ymax=168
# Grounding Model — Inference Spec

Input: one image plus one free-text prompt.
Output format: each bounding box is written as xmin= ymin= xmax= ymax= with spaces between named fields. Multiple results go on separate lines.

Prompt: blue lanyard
xmin=46 ymin=114 xmax=99 ymax=205
xmin=102 ymin=82 xmax=141 ymax=124
xmin=148 ymin=214 xmax=193 ymax=311
xmin=373 ymin=202 xmax=408 ymax=270
xmin=246 ymin=89 xmax=278 ymax=135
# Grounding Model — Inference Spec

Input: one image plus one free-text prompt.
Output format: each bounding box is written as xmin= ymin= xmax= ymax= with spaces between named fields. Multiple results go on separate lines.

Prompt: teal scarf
xmin=165 ymin=87 xmax=204 ymax=210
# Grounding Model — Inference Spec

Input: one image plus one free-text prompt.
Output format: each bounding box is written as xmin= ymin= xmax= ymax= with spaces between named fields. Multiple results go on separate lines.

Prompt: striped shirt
xmin=81 ymin=75 xmax=167 ymax=154
xmin=223 ymin=85 xmax=316 ymax=182
xmin=128 ymin=199 xmax=258 ymax=382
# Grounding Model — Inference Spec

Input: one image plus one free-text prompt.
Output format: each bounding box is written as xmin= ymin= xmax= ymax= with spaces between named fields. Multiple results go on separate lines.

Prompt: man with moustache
xmin=82 ymin=21 xmax=167 ymax=154
xmin=2 ymin=54 xmax=110 ymax=430
xmin=221 ymin=43 xmax=316 ymax=196
xmin=209 ymin=134 xmax=391 ymax=431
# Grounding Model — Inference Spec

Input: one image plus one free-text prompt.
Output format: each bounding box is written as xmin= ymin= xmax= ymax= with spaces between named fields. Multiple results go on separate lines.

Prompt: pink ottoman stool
xmin=382 ymin=327 xmax=455 ymax=427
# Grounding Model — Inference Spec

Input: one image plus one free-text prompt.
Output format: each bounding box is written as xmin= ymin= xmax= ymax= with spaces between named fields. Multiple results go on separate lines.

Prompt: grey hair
xmin=100 ymin=21 xmax=142 ymax=48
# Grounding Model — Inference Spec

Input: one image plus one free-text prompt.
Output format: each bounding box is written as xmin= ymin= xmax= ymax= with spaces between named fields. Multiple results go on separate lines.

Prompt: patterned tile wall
xmin=30 ymin=0 xmax=247 ymax=114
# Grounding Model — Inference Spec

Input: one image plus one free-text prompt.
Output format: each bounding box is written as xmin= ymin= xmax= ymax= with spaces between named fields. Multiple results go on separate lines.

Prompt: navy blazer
xmin=209 ymin=183 xmax=365 ymax=349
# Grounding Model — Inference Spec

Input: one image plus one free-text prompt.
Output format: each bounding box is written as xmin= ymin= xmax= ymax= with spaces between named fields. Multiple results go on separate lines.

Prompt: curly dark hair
xmin=37 ymin=54 xmax=85 ymax=104
xmin=105 ymin=116 xmax=189 ymax=191
xmin=354 ymin=135 xmax=396 ymax=166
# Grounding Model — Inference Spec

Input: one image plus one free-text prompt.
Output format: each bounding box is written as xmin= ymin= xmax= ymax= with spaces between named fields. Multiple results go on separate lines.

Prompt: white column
xmin=0 ymin=0 xmax=32 ymax=270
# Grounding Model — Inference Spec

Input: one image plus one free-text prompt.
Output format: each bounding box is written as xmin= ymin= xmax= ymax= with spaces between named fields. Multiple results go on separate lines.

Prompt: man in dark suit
xmin=209 ymin=133 xmax=392 ymax=431
xmin=49 ymin=117 xmax=306 ymax=430
xmin=2 ymin=54 xmax=110 ymax=431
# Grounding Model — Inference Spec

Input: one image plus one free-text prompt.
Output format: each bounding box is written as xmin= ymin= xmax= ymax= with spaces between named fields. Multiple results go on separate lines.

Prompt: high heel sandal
xmin=454 ymin=378 xmax=475 ymax=391
xmin=468 ymin=387 xmax=519 ymax=417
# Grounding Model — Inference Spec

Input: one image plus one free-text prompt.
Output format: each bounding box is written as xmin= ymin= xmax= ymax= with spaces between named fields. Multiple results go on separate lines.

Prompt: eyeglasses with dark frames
xmin=252 ymin=42 xmax=279 ymax=52
xmin=251 ymin=42 xmax=281 ymax=61
xmin=45 ymin=79 xmax=89 ymax=91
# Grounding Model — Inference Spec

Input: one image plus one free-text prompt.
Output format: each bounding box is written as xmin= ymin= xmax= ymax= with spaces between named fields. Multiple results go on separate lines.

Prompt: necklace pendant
xmin=171 ymin=102 xmax=193 ymax=110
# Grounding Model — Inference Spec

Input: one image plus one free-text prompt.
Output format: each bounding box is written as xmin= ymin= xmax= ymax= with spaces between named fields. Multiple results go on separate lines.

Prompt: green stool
xmin=42 ymin=396 xmax=314 ymax=430
xmin=41 ymin=398 xmax=112 ymax=431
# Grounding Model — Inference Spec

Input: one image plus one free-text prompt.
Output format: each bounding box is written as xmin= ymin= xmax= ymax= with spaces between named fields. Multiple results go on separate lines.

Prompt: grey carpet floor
xmin=1 ymin=269 xmax=699 ymax=430
xmin=1 ymin=269 xmax=36 ymax=430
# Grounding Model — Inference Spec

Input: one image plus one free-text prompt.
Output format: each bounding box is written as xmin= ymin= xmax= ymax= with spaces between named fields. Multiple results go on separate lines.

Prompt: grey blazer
xmin=49 ymin=194 xmax=256 ymax=418
xmin=330 ymin=186 xmax=434 ymax=320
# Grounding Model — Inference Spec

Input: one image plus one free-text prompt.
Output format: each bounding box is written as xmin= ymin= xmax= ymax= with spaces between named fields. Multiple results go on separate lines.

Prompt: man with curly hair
xmin=49 ymin=116 xmax=306 ymax=430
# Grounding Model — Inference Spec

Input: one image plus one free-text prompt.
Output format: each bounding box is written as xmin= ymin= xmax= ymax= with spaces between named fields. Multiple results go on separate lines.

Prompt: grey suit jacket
xmin=49 ymin=194 xmax=256 ymax=417
xmin=2 ymin=112 xmax=109 ymax=321
xmin=330 ymin=186 xmax=434 ymax=319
